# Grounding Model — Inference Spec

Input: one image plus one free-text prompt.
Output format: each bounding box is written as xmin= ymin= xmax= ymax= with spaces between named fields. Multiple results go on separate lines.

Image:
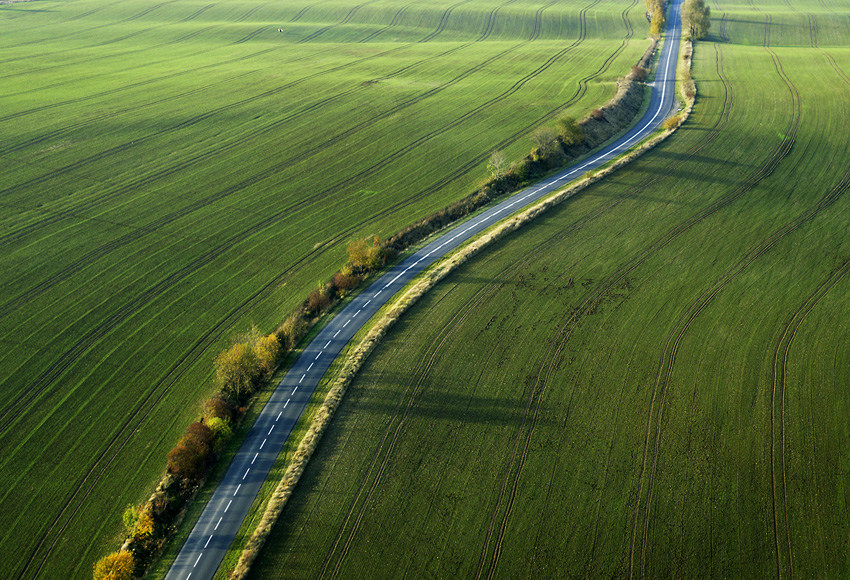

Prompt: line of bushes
xmin=94 ymin=37 xmax=661 ymax=580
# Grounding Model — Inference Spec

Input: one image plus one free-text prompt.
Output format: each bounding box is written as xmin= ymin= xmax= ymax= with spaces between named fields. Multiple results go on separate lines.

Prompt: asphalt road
xmin=166 ymin=3 xmax=682 ymax=577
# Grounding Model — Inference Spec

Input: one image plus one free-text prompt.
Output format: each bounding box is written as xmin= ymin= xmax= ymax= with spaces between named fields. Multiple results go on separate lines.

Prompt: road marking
xmin=243 ymin=468 xmax=250 ymax=480
xmin=284 ymin=399 xmax=289 ymax=409
xmin=299 ymin=374 xmax=305 ymax=383
xmin=194 ymin=553 xmax=202 ymax=567
xmin=268 ymin=424 xmax=275 ymax=435
xmin=204 ymin=535 xmax=213 ymax=549
xmin=292 ymin=386 xmax=298 ymax=394
xmin=354 ymin=309 xmax=361 ymax=316
xmin=252 ymin=452 xmax=258 ymax=465
xmin=214 ymin=517 xmax=222 ymax=530
xmin=315 ymin=352 xmax=321 ymax=360
xmin=307 ymin=362 xmax=314 ymax=371
xmin=225 ymin=499 xmax=232 ymax=511
xmin=374 ymin=290 xmax=382 ymax=297
xmin=186 ymin=573 xmax=191 ymax=580
xmin=324 ymin=340 xmax=331 ymax=348
xmin=342 ymin=320 xmax=350 ymax=328
xmin=276 ymin=411 xmax=282 ymax=421
xmin=260 ymin=438 xmax=267 ymax=449
xmin=233 ymin=484 xmax=240 ymax=496
xmin=364 ymin=300 xmax=371 ymax=306
xmin=333 ymin=329 xmax=341 ymax=338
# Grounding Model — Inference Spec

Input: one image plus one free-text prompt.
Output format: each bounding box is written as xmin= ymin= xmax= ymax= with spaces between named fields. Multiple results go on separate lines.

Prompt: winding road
xmin=166 ymin=1 xmax=682 ymax=577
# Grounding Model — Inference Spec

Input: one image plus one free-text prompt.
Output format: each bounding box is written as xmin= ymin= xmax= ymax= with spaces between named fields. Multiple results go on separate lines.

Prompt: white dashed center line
xmin=204 ymin=534 xmax=213 ymax=549
xmin=243 ymin=468 xmax=250 ymax=480
xmin=276 ymin=411 xmax=282 ymax=421
xmin=214 ymin=516 xmax=222 ymax=531
xmin=260 ymin=438 xmax=266 ymax=449
xmin=233 ymin=484 xmax=241 ymax=496
xmin=252 ymin=452 xmax=258 ymax=465
xmin=194 ymin=553 xmax=202 ymax=567
xmin=225 ymin=499 xmax=232 ymax=512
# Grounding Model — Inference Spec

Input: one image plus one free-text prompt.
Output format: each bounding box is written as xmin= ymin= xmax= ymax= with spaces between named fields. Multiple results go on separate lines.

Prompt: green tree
xmin=121 ymin=505 xmax=139 ymax=532
xmin=556 ymin=116 xmax=584 ymax=147
xmin=684 ymin=0 xmax=711 ymax=39
xmin=487 ymin=150 xmax=508 ymax=177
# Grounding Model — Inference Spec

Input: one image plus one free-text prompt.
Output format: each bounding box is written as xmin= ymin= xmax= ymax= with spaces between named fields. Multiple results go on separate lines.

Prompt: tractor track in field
xmin=358 ymin=5 xmax=408 ymax=42
xmin=626 ymin=19 xmax=807 ymax=579
xmin=318 ymin=281 xmax=508 ymax=579
xmin=0 ymin=0 xmax=532 ymax=237
xmin=419 ymin=0 xmax=475 ymax=43
xmin=0 ymin=0 xmax=591 ymax=320
xmin=0 ymin=7 xmax=600 ymax=439
xmin=0 ymin=0 xmax=183 ymax=65
xmin=14 ymin=1 xmax=621 ymax=572
xmin=297 ymin=0 xmax=379 ymax=43
xmin=0 ymin=1 xmax=560 ymax=315
xmin=769 ymin=251 xmax=850 ymax=580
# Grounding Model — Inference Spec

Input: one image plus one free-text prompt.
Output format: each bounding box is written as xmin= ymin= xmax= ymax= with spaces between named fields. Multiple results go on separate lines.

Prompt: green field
xmin=249 ymin=1 xmax=850 ymax=578
xmin=0 ymin=0 xmax=648 ymax=576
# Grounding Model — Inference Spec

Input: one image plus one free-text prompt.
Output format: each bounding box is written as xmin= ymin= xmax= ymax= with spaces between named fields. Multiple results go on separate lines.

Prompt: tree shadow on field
xmin=350 ymin=369 xmax=550 ymax=428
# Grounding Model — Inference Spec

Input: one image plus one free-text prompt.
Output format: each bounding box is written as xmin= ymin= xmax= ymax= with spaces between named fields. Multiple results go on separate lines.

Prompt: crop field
xmin=249 ymin=0 xmax=850 ymax=578
xmin=0 ymin=0 xmax=647 ymax=576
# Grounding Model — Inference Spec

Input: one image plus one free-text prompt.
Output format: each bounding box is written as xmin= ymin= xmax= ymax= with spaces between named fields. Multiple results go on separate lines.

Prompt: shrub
xmin=631 ymin=65 xmax=649 ymax=81
xmin=122 ymin=505 xmax=139 ymax=532
xmin=556 ymin=115 xmax=584 ymax=146
xmin=306 ymin=286 xmax=332 ymax=315
xmin=205 ymin=395 xmax=234 ymax=422
xmin=591 ymin=108 xmax=605 ymax=120
xmin=277 ymin=312 xmax=308 ymax=350
xmin=215 ymin=341 xmax=260 ymax=402
xmin=487 ymin=150 xmax=508 ymax=177
xmin=167 ymin=441 xmax=208 ymax=482
xmin=133 ymin=505 xmax=156 ymax=539
xmin=207 ymin=416 xmax=233 ymax=451
xmin=332 ymin=271 xmax=361 ymax=295
xmin=346 ymin=236 xmax=387 ymax=274
xmin=254 ymin=333 xmax=280 ymax=375
xmin=663 ymin=115 xmax=682 ymax=130
xmin=93 ymin=550 xmax=133 ymax=580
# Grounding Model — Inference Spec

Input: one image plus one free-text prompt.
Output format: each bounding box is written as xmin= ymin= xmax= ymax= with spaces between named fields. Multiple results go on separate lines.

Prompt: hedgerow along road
xmin=166 ymin=1 xmax=683 ymax=577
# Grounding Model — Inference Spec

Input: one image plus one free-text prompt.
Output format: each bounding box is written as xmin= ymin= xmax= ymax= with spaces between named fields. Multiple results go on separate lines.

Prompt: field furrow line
xmin=13 ymin=6 xmax=631 ymax=569
xmin=770 ymin=252 xmax=850 ymax=580
xmin=419 ymin=0 xmax=475 ymax=43
xmin=297 ymin=0 xmax=379 ymax=43
xmin=3 ymin=22 xmax=612 ymax=556
xmin=318 ymin=282 xmax=505 ymax=578
xmin=629 ymin=30 xmax=807 ymax=579
xmin=358 ymin=5 xmax=408 ymax=42
xmin=0 ymin=35 xmax=547 ymax=313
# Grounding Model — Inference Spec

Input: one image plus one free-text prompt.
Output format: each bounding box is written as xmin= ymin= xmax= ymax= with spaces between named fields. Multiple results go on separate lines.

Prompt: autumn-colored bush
xmin=93 ymin=550 xmax=133 ymax=580
xmin=205 ymin=395 xmax=234 ymax=422
xmin=632 ymin=65 xmax=649 ymax=81
xmin=277 ymin=311 xmax=308 ymax=350
xmin=591 ymin=108 xmax=605 ymax=120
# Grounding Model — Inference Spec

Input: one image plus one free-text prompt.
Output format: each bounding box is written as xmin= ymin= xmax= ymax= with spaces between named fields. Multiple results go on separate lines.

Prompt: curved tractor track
xmin=627 ymin=18 xmax=823 ymax=579
xmin=13 ymin=1 xmax=627 ymax=575
xmin=0 ymin=0 xmax=614 ymax=437
xmin=0 ymin=0 xmax=606 ymax=436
